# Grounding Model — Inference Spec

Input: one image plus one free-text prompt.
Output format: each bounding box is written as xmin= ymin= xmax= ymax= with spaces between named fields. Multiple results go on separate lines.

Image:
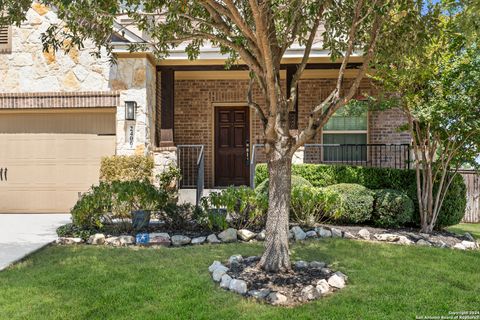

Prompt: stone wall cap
xmin=153 ymin=146 xmax=177 ymax=152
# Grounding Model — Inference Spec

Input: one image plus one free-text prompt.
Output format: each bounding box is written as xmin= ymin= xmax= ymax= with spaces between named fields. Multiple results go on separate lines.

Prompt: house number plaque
xmin=128 ymin=125 xmax=135 ymax=147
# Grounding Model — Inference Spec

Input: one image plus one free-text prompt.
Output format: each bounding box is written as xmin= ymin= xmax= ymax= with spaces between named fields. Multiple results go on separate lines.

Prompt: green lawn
xmin=0 ymin=240 xmax=479 ymax=320
xmin=447 ymin=223 xmax=480 ymax=239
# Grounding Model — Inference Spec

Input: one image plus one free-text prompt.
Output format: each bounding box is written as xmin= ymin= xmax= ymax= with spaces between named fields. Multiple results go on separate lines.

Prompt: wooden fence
xmin=461 ymin=171 xmax=480 ymax=223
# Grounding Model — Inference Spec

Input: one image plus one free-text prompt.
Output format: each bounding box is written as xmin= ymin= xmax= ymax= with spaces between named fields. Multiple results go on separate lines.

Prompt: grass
xmin=0 ymin=239 xmax=479 ymax=320
xmin=447 ymin=223 xmax=480 ymax=239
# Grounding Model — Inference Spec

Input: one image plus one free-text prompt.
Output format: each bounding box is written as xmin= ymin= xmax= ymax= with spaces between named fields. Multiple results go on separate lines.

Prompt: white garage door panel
xmin=0 ymin=133 xmax=115 ymax=213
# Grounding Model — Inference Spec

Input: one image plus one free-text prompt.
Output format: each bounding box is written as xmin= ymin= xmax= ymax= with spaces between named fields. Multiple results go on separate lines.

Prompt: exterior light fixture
xmin=125 ymin=101 xmax=137 ymax=121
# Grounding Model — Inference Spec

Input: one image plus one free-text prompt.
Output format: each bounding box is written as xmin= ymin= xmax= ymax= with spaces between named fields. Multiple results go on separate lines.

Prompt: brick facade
xmin=168 ymin=77 xmax=411 ymax=188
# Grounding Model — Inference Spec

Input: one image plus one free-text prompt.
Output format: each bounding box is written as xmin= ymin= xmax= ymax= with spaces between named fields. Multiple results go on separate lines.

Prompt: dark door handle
xmin=0 ymin=168 xmax=2 ymax=181
xmin=4 ymin=168 xmax=7 ymax=181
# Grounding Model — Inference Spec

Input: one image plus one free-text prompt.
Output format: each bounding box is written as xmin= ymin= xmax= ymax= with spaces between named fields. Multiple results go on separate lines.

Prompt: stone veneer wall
xmin=112 ymin=58 xmax=157 ymax=156
xmin=172 ymin=77 xmax=410 ymax=188
xmin=0 ymin=3 xmax=156 ymax=156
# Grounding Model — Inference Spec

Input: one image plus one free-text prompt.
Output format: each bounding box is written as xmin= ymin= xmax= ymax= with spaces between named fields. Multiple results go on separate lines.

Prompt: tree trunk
xmin=258 ymin=148 xmax=292 ymax=273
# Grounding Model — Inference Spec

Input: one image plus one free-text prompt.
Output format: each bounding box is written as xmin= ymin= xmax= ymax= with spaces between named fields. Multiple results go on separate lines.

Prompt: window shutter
xmin=0 ymin=26 xmax=12 ymax=53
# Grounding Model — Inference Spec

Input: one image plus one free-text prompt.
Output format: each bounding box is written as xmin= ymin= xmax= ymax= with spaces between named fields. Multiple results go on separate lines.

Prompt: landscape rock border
xmin=208 ymin=255 xmax=348 ymax=306
xmin=56 ymin=225 xmax=479 ymax=251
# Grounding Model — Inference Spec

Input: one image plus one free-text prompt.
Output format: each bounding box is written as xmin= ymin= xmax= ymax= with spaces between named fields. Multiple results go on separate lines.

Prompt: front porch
xmin=151 ymin=62 xmax=412 ymax=202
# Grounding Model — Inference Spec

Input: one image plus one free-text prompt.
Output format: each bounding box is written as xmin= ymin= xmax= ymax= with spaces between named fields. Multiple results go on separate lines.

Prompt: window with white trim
xmin=322 ymin=102 xmax=368 ymax=162
xmin=0 ymin=26 xmax=12 ymax=53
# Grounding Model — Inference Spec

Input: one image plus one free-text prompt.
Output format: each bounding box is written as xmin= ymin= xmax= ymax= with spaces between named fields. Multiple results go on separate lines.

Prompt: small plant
xmin=156 ymin=164 xmax=182 ymax=203
xmin=161 ymin=203 xmax=195 ymax=230
xmin=290 ymin=185 xmax=331 ymax=227
xmin=71 ymin=182 xmax=113 ymax=229
xmin=200 ymin=186 xmax=267 ymax=230
xmin=373 ymin=189 xmax=414 ymax=228
xmin=56 ymin=223 xmax=95 ymax=240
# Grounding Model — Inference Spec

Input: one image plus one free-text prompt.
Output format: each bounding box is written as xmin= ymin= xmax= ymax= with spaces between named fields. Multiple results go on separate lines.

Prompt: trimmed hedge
xmin=100 ymin=155 xmax=154 ymax=183
xmin=255 ymin=175 xmax=312 ymax=197
xmin=255 ymin=164 xmax=466 ymax=228
xmin=373 ymin=189 xmax=414 ymax=228
xmin=322 ymin=183 xmax=374 ymax=224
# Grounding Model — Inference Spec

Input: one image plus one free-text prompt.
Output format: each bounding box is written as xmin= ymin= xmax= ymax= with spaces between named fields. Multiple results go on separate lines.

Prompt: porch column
xmin=159 ymin=68 xmax=175 ymax=147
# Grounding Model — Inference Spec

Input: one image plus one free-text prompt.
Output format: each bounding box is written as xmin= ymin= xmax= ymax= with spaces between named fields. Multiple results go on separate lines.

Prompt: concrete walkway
xmin=0 ymin=214 xmax=71 ymax=271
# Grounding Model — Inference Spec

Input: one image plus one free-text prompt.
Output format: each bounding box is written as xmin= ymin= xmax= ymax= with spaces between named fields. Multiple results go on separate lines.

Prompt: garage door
xmin=0 ymin=109 xmax=116 ymax=213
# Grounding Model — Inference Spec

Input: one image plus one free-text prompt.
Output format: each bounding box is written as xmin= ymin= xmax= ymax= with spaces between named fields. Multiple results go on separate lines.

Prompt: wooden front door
xmin=215 ymin=106 xmax=250 ymax=186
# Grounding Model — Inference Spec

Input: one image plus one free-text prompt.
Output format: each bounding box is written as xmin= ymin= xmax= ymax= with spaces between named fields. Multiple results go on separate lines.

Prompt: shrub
xmin=157 ymin=164 xmax=182 ymax=203
xmin=430 ymin=174 xmax=467 ymax=228
xmin=161 ymin=203 xmax=195 ymax=230
xmin=199 ymin=186 xmax=267 ymax=230
xmin=255 ymin=164 xmax=466 ymax=228
xmin=71 ymin=181 xmax=168 ymax=230
xmin=56 ymin=223 xmax=95 ymax=240
xmin=71 ymin=183 xmax=113 ymax=229
xmin=290 ymin=185 xmax=331 ymax=227
xmin=255 ymin=175 xmax=312 ymax=197
xmin=110 ymin=180 xmax=168 ymax=218
xmin=100 ymin=155 xmax=154 ymax=183
xmin=373 ymin=189 xmax=414 ymax=228
xmin=321 ymin=183 xmax=374 ymax=224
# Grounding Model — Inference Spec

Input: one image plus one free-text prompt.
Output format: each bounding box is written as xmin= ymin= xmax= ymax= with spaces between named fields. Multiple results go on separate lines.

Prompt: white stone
xmin=305 ymin=230 xmax=318 ymax=238
xmin=461 ymin=241 xmax=477 ymax=250
xmin=228 ymin=255 xmax=243 ymax=265
xmin=220 ymin=274 xmax=232 ymax=289
xmin=212 ymin=266 xmax=229 ymax=282
xmin=207 ymin=234 xmax=221 ymax=244
xmin=268 ymin=292 xmax=288 ymax=305
xmin=105 ymin=237 xmax=121 ymax=246
xmin=358 ymin=229 xmax=371 ymax=240
xmin=327 ymin=274 xmax=346 ymax=289
xmin=316 ymin=279 xmax=331 ymax=295
xmin=309 ymin=261 xmax=326 ymax=269
xmin=119 ymin=235 xmax=135 ymax=246
xmin=397 ymin=236 xmax=414 ymax=245
xmin=191 ymin=236 xmax=206 ymax=245
xmin=331 ymin=228 xmax=343 ymax=238
xmin=87 ymin=233 xmax=105 ymax=245
xmin=416 ymin=239 xmax=432 ymax=247
xmin=229 ymin=279 xmax=248 ymax=295
xmin=316 ymin=227 xmax=332 ymax=238
xmin=301 ymin=285 xmax=320 ymax=300
xmin=374 ymin=233 xmax=400 ymax=242
xmin=295 ymin=260 xmax=309 ymax=269
xmin=256 ymin=230 xmax=266 ymax=241
xmin=343 ymin=232 xmax=356 ymax=239
xmin=291 ymin=226 xmax=307 ymax=241
xmin=218 ymin=228 xmax=237 ymax=242
xmin=453 ymin=243 xmax=466 ymax=250
xmin=237 ymin=229 xmax=256 ymax=241
xmin=334 ymin=271 xmax=348 ymax=282
xmin=248 ymin=288 xmax=270 ymax=299
xmin=57 ymin=237 xmax=82 ymax=245
xmin=208 ymin=261 xmax=222 ymax=273
xmin=171 ymin=235 xmax=191 ymax=246
xmin=149 ymin=233 xmax=171 ymax=246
